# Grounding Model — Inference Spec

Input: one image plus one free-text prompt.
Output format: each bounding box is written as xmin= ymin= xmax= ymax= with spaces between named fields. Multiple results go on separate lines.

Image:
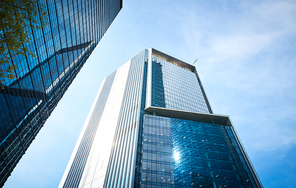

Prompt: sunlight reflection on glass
xmin=174 ymin=151 xmax=180 ymax=161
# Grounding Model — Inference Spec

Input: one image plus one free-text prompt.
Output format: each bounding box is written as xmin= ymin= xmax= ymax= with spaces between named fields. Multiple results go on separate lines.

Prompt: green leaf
xmin=0 ymin=0 xmax=48 ymax=82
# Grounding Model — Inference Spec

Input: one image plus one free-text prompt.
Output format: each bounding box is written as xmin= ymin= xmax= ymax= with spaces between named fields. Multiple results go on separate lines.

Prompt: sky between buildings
xmin=4 ymin=0 xmax=296 ymax=187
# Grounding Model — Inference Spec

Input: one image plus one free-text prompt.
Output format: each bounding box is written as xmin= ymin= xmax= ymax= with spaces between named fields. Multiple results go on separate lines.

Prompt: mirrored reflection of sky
xmin=4 ymin=0 xmax=296 ymax=187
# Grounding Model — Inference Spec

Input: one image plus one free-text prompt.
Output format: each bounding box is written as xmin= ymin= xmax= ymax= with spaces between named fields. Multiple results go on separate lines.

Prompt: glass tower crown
xmin=0 ymin=0 xmax=122 ymax=186
xmin=59 ymin=48 xmax=263 ymax=188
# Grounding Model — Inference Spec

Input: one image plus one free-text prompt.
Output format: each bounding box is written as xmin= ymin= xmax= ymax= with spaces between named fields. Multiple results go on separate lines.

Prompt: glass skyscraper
xmin=59 ymin=48 xmax=263 ymax=188
xmin=0 ymin=0 xmax=122 ymax=186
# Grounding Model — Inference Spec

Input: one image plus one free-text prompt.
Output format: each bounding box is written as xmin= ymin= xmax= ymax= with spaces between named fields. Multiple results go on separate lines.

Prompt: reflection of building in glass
xmin=0 ymin=0 xmax=122 ymax=186
xmin=60 ymin=48 xmax=263 ymax=188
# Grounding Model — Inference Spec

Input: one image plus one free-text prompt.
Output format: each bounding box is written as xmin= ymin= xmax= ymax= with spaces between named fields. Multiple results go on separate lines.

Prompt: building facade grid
xmin=0 ymin=0 xmax=122 ymax=186
xmin=59 ymin=48 xmax=263 ymax=188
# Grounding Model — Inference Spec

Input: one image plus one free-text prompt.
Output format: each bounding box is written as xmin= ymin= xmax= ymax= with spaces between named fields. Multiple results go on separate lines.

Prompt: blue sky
xmin=4 ymin=0 xmax=296 ymax=187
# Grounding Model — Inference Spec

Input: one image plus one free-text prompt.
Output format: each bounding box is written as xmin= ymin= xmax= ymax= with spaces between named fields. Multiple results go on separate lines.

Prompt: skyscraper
xmin=0 ymin=0 xmax=122 ymax=186
xmin=59 ymin=48 xmax=263 ymax=188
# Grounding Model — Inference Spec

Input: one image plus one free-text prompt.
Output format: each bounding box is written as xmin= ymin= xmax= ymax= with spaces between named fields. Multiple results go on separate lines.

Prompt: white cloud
xmin=180 ymin=0 xmax=296 ymax=63
xmin=176 ymin=0 xmax=296 ymax=152
xmin=236 ymin=114 xmax=296 ymax=153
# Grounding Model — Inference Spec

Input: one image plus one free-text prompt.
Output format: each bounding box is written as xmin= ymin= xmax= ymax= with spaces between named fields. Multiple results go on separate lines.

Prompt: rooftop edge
xmin=151 ymin=48 xmax=196 ymax=72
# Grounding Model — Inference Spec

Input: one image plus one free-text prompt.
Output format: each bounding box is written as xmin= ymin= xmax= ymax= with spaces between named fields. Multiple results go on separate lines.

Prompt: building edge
xmin=58 ymin=78 xmax=106 ymax=188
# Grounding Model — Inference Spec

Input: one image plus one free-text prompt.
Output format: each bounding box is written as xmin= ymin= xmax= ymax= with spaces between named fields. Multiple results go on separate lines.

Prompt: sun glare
xmin=174 ymin=152 xmax=180 ymax=161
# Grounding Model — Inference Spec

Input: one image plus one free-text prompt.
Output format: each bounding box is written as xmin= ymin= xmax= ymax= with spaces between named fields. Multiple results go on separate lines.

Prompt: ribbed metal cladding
xmin=104 ymin=50 xmax=147 ymax=188
xmin=59 ymin=48 xmax=263 ymax=188
xmin=62 ymin=71 xmax=116 ymax=188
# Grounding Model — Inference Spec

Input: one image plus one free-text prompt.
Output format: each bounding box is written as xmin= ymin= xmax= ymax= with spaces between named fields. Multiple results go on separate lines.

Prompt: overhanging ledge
xmin=144 ymin=106 xmax=232 ymax=126
xmin=151 ymin=48 xmax=196 ymax=73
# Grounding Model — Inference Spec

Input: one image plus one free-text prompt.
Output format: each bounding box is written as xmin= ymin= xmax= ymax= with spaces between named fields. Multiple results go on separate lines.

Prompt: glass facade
xmin=139 ymin=115 xmax=257 ymax=188
xmin=60 ymin=48 xmax=262 ymax=188
xmin=151 ymin=56 xmax=209 ymax=113
xmin=0 ymin=0 xmax=122 ymax=186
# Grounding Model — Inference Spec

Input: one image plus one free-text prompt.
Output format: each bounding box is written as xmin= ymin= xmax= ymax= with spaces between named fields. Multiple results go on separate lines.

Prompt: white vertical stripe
xmin=78 ymin=60 xmax=131 ymax=188
xmin=58 ymin=77 xmax=106 ymax=188
xmin=145 ymin=48 xmax=152 ymax=108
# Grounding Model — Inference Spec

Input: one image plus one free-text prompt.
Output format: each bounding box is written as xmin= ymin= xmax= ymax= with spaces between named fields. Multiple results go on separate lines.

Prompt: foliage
xmin=0 ymin=0 xmax=48 ymax=84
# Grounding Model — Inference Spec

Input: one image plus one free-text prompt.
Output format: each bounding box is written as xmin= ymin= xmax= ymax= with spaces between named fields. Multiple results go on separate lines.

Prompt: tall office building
xmin=60 ymin=48 xmax=263 ymax=188
xmin=0 ymin=0 xmax=122 ymax=186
